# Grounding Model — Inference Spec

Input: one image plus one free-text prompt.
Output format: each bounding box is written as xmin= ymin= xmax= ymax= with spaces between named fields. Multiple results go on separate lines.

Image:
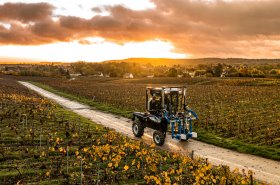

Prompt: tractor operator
xmin=149 ymin=94 xmax=157 ymax=109
xmin=149 ymin=94 xmax=161 ymax=115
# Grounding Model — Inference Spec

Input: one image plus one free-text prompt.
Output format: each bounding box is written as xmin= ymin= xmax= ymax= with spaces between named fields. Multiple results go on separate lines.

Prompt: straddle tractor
xmin=132 ymin=86 xmax=198 ymax=146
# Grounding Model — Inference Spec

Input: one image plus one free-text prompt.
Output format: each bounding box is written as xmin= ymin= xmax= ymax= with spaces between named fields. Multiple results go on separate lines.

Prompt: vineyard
xmin=0 ymin=77 xmax=268 ymax=184
xmin=15 ymin=76 xmax=280 ymax=160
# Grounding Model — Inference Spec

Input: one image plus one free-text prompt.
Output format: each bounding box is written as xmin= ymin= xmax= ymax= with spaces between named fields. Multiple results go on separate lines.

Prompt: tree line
xmin=70 ymin=61 xmax=280 ymax=78
xmin=1 ymin=61 xmax=280 ymax=78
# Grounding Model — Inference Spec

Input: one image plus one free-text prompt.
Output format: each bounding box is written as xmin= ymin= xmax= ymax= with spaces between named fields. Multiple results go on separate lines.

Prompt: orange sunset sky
xmin=0 ymin=0 xmax=280 ymax=62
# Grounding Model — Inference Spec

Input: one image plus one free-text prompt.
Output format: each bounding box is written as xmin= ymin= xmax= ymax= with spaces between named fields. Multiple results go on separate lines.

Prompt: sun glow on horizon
xmin=0 ymin=39 xmax=188 ymax=62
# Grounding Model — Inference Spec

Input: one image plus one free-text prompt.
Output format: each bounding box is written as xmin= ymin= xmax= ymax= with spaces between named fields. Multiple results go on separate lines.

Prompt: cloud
xmin=0 ymin=2 xmax=54 ymax=23
xmin=0 ymin=2 xmax=57 ymax=45
xmin=1 ymin=0 xmax=280 ymax=58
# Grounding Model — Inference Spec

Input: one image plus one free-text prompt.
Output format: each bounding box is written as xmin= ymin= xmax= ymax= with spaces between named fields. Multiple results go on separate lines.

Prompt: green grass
xmin=30 ymin=81 xmax=280 ymax=161
xmin=195 ymin=129 xmax=280 ymax=160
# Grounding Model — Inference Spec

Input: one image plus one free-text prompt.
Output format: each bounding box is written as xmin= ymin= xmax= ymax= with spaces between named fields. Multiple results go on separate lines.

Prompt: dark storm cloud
xmin=1 ymin=0 xmax=280 ymax=58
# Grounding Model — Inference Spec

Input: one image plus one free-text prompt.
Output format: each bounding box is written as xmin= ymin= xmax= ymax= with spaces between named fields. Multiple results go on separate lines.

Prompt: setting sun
xmin=0 ymin=38 xmax=187 ymax=62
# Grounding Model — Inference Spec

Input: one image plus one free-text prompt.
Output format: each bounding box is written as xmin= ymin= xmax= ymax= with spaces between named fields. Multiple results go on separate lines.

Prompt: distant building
xmin=221 ymin=67 xmax=230 ymax=77
xmin=177 ymin=74 xmax=183 ymax=78
xmin=94 ymin=72 xmax=104 ymax=77
xmin=146 ymin=75 xmax=154 ymax=78
xmin=220 ymin=72 xmax=227 ymax=78
xmin=123 ymin=73 xmax=134 ymax=79
xmin=188 ymin=72 xmax=195 ymax=78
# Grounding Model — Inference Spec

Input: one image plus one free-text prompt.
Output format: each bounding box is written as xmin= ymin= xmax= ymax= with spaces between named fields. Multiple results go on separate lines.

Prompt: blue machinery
xmin=132 ymin=86 xmax=198 ymax=146
xmin=164 ymin=108 xmax=198 ymax=141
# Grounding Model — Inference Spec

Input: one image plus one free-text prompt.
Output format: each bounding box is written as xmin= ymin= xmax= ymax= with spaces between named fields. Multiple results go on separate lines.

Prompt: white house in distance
xmin=94 ymin=72 xmax=104 ymax=77
xmin=188 ymin=72 xmax=195 ymax=78
xmin=123 ymin=73 xmax=134 ymax=79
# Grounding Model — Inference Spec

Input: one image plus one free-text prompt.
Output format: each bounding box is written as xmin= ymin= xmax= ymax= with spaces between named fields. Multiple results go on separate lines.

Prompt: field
xmin=1 ymin=77 xmax=266 ymax=184
xmin=14 ymin=76 xmax=280 ymax=160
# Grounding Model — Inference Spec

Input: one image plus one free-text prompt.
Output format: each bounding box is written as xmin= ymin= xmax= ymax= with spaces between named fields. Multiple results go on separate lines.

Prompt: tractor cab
xmin=146 ymin=87 xmax=186 ymax=116
xmin=132 ymin=86 xmax=198 ymax=146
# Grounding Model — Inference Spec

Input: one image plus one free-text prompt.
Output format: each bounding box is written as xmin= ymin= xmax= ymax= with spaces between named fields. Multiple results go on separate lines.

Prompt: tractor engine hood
xmin=148 ymin=115 xmax=161 ymax=123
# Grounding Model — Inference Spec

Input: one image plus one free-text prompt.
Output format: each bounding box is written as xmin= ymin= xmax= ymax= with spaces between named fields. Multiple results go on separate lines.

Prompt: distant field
xmin=13 ymin=76 xmax=280 ymax=160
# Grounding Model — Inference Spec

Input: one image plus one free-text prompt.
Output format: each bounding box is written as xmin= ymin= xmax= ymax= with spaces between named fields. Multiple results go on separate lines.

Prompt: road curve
xmin=19 ymin=81 xmax=280 ymax=185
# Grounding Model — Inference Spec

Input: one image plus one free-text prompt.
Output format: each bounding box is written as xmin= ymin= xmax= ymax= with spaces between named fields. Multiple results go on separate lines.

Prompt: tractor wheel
xmin=132 ymin=121 xmax=144 ymax=137
xmin=153 ymin=131 xmax=165 ymax=146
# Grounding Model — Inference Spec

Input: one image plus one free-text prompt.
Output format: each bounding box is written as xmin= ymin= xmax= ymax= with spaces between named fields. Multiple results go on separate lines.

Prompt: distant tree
xmin=238 ymin=66 xmax=249 ymax=77
xmin=269 ymin=69 xmax=278 ymax=75
xmin=82 ymin=65 xmax=95 ymax=75
xmin=197 ymin=64 xmax=207 ymax=70
xmin=167 ymin=68 xmax=178 ymax=77
xmin=177 ymin=69 xmax=183 ymax=76
xmin=154 ymin=68 xmax=166 ymax=77
xmin=205 ymin=72 xmax=213 ymax=77
xmin=109 ymin=71 xmax=118 ymax=77
xmin=194 ymin=70 xmax=206 ymax=77
xmin=251 ymin=68 xmax=263 ymax=75
xmin=183 ymin=73 xmax=191 ymax=78
xmin=71 ymin=61 xmax=86 ymax=75
xmin=226 ymin=67 xmax=239 ymax=77
xmin=213 ymin=63 xmax=223 ymax=77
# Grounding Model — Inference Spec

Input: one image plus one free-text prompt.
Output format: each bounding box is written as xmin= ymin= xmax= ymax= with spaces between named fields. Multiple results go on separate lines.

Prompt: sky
xmin=0 ymin=0 xmax=280 ymax=62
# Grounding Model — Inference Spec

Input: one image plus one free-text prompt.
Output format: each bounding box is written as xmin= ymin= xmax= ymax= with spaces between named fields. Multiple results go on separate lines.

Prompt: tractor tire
xmin=132 ymin=121 xmax=144 ymax=137
xmin=153 ymin=131 xmax=165 ymax=146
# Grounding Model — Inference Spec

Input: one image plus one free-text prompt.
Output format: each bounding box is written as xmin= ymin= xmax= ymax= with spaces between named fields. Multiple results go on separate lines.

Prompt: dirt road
xmin=19 ymin=81 xmax=280 ymax=184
